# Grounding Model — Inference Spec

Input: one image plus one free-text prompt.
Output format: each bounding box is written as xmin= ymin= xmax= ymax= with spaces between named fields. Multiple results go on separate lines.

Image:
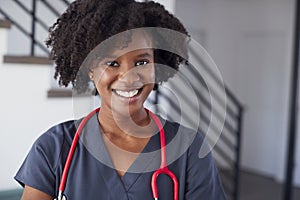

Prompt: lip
xmin=112 ymin=87 xmax=144 ymax=103
xmin=112 ymin=86 xmax=143 ymax=91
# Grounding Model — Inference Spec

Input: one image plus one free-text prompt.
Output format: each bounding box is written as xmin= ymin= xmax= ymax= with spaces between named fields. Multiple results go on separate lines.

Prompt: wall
xmin=175 ymin=0 xmax=298 ymax=185
xmin=155 ymin=0 xmax=175 ymax=13
xmin=0 ymin=21 xmax=94 ymax=191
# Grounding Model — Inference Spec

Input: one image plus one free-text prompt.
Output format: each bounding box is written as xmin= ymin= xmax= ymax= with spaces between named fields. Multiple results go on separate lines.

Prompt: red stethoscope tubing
xmin=57 ymin=107 xmax=178 ymax=200
xmin=148 ymin=110 xmax=179 ymax=200
xmin=58 ymin=107 xmax=100 ymax=192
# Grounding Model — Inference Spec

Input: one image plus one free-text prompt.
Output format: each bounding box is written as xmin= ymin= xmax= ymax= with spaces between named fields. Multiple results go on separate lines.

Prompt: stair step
xmin=47 ymin=89 xmax=73 ymax=98
xmin=0 ymin=19 xmax=11 ymax=29
xmin=3 ymin=55 xmax=52 ymax=65
xmin=47 ymin=89 xmax=92 ymax=98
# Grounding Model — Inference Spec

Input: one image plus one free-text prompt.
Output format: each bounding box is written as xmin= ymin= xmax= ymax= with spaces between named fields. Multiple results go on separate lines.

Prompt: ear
xmin=88 ymin=70 xmax=94 ymax=81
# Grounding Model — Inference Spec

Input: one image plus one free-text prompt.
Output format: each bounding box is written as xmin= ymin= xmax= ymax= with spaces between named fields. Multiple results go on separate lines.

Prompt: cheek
xmin=139 ymin=65 xmax=155 ymax=84
xmin=93 ymin=68 xmax=116 ymax=90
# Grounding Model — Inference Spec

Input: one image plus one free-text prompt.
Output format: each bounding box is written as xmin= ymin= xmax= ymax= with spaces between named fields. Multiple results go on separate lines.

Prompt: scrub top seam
xmin=53 ymin=128 xmax=67 ymax=173
xmin=123 ymin=149 xmax=159 ymax=192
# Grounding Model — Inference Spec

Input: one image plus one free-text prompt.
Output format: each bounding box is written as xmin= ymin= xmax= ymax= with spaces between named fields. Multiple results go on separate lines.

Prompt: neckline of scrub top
xmin=78 ymin=112 xmax=162 ymax=192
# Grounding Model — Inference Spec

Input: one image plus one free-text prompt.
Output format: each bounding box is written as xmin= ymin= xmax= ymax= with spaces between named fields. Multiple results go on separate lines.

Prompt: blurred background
xmin=0 ymin=0 xmax=299 ymax=200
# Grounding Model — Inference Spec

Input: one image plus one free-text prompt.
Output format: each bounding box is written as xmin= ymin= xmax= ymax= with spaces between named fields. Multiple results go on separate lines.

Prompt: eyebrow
xmin=136 ymin=52 xmax=153 ymax=58
xmin=101 ymin=54 xmax=117 ymax=59
xmin=103 ymin=51 xmax=153 ymax=60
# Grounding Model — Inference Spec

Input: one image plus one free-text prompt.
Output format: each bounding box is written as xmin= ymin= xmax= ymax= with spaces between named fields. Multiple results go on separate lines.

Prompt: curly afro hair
xmin=46 ymin=0 xmax=189 ymax=94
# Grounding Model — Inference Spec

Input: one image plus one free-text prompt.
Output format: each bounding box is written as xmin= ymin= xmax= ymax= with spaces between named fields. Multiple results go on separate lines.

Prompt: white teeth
xmin=115 ymin=89 xmax=139 ymax=98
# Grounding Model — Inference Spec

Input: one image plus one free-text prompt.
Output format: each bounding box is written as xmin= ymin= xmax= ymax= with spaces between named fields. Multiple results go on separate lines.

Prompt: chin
xmin=111 ymin=103 xmax=145 ymax=118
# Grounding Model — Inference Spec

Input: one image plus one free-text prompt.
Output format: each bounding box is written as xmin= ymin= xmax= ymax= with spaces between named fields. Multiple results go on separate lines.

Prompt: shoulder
xmin=163 ymin=119 xmax=205 ymax=149
xmin=161 ymin=119 xmax=207 ymax=163
xmin=32 ymin=120 xmax=77 ymax=168
xmin=14 ymin=120 xmax=78 ymax=196
xmin=35 ymin=120 xmax=76 ymax=149
xmin=162 ymin=119 xmax=217 ymax=168
xmin=41 ymin=120 xmax=77 ymax=140
xmin=163 ymin=121 xmax=227 ymax=199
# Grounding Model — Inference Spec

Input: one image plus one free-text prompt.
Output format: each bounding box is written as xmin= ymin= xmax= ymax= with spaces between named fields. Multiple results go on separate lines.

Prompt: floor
xmin=238 ymin=170 xmax=300 ymax=200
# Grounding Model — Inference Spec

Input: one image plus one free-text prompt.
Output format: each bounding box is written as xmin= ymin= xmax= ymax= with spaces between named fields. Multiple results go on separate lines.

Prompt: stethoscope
xmin=55 ymin=107 xmax=178 ymax=200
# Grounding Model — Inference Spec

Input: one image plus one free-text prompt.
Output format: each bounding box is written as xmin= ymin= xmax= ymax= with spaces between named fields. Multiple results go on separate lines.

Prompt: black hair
xmin=46 ymin=0 xmax=189 ymax=94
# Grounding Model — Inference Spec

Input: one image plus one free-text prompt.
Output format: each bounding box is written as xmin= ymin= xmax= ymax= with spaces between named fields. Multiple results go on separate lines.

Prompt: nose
xmin=118 ymin=65 xmax=141 ymax=86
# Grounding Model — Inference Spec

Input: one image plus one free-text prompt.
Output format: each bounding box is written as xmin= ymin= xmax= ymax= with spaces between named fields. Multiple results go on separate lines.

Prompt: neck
xmin=98 ymin=106 xmax=155 ymax=138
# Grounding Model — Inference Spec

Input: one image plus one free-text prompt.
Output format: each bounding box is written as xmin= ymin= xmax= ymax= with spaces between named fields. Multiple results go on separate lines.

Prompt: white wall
xmin=155 ymin=0 xmax=175 ymax=13
xmin=175 ymin=0 xmax=297 ymax=185
xmin=0 ymin=26 xmax=94 ymax=190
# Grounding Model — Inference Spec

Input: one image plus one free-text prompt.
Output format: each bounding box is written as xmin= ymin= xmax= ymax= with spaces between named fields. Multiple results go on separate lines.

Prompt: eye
xmin=135 ymin=60 xmax=149 ymax=66
xmin=106 ymin=61 xmax=119 ymax=67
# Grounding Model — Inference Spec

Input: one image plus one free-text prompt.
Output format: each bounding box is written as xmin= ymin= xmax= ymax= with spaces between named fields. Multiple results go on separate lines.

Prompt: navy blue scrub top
xmin=15 ymin=113 xmax=227 ymax=200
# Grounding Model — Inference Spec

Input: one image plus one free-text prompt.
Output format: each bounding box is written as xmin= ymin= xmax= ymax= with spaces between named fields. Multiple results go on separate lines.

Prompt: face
xmin=91 ymin=32 xmax=155 ymax=117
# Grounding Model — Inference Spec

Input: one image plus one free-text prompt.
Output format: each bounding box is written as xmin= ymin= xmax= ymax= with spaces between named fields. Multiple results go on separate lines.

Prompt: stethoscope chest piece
xmin=54 ymin=192 xmax=67 ymax=200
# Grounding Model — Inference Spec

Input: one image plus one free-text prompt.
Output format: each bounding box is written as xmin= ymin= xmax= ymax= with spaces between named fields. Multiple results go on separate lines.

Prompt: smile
xmin=113 ymin=88 xmax=142 ymax=98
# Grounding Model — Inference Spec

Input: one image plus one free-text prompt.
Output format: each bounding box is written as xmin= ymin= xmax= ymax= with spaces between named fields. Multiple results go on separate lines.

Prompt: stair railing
xmin=0 ymin=0 xmax=71 ymax=56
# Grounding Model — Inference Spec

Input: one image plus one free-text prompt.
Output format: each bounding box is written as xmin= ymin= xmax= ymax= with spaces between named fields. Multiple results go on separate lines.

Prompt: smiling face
xmin=91 ymin=31 xmax=155 ymax=118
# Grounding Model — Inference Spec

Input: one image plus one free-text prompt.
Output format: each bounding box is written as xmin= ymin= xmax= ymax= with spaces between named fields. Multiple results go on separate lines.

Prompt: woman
xmin=15 ymin=0 xmax=226 ymax=199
